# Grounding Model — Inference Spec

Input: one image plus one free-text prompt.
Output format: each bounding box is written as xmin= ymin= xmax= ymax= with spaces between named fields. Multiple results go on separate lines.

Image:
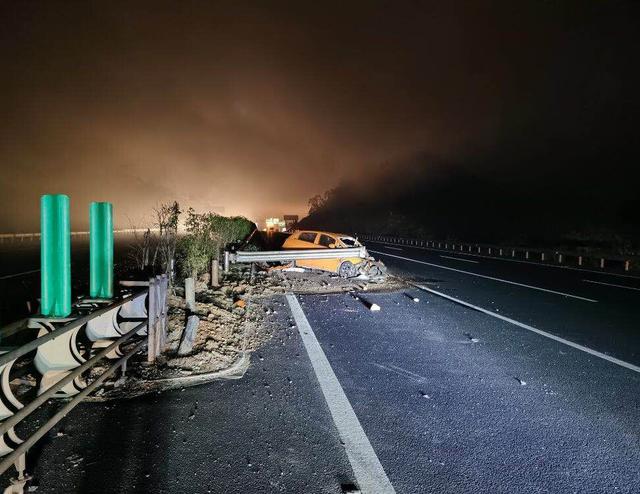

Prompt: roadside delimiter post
xmin=41 ymin=194 xmax=72 ymax=317
xmin=89 ymin=202 xmax=114 ymax=299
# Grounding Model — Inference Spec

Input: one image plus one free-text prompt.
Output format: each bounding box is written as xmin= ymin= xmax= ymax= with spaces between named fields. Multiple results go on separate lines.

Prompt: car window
xmin=298 ymin=232 xmax=317 ymax=243
xmin=318 ymin=234 xmax=335 ymax=247
xmin=340 ymin=237 xmax=360 ymax=247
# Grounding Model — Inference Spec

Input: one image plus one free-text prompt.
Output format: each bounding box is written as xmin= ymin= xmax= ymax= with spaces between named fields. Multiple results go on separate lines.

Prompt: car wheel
xmin=339 ymin=261 xmax=356 ymax=278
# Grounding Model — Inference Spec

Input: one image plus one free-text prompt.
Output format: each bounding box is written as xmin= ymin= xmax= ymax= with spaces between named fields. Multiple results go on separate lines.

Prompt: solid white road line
xmin=286 ymin=294 xmax=395 ymax=494
xmin=440 ymin=255 xmax=479 ymax=264
xmin=413 ymin=284 xmax=640 ymax=375
xmin=366 ymin=240 xmax=640 ymax=281
xmin=583 ymin=279 xmax=640 ymax=292
xmin=370 ymin=250 xmax=597 ymax=303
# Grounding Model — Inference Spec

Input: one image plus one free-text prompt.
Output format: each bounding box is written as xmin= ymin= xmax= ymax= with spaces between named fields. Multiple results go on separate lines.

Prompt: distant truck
xmin=283 ymin=215 xmax=299 ymax=231
xmin=265 ymin=217 xmax=286 ymax=233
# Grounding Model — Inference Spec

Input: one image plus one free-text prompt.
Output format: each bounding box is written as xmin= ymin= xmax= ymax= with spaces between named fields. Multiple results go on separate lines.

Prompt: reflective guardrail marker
xmin=90 ymin=202 xmax=113 ymax=299
xmin=41 ymin=194 xmax=71 ymax=317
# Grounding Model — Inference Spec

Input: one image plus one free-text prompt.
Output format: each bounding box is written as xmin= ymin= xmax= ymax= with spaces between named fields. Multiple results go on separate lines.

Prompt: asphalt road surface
xmin=364 ymin=239 xmax=640 ymax=366
xmin=9 ymin=240 xmax=640 ymax=493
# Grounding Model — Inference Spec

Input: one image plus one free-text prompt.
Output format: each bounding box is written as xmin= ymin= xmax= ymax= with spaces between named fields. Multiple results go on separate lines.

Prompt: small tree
xmin=308 ymin=189 xmax=335 ymax=214
xmin=178 ymin=209 xmax=254 ymax=280
xmin=153 ymin=201 xmax=181 ymax=283
xmin=180 ymin=208 xmax=214 ymax=279
xmin=127 ymin=228 xmax=153 ymax=271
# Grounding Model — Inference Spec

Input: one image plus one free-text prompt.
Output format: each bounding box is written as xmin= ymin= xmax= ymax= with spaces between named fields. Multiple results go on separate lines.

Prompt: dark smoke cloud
xmin=0 ymin=1 xmax=637 ymax=232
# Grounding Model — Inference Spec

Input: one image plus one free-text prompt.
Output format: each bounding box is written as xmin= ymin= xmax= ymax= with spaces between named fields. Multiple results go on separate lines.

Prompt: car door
xmin=286 ymin=232 xmax=320 ymax=269
xmin=300 ymin=233 xmax=341 ymax=272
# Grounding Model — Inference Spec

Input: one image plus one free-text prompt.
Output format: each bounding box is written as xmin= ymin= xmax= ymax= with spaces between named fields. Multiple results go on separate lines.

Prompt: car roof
xmin=294 ymin=230 xmax=352 ymax=238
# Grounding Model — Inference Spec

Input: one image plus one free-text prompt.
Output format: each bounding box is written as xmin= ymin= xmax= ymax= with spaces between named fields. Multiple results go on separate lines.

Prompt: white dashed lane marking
xmin=370 ymin=250 xmax=597 ymax=303
xmin=413 ymin=284 xmax=640 ymax=375
xmin=440 ymin=255 xmax=479 ymax=264
xmin=583 ymin=279 xmax=640 ymax=292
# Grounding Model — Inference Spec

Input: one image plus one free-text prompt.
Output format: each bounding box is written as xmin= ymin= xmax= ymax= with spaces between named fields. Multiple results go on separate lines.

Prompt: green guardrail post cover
xmin=90 ymin=202 xmax=113 ymax=299
xmin=41 ymin=194 xmax=71 ymax=317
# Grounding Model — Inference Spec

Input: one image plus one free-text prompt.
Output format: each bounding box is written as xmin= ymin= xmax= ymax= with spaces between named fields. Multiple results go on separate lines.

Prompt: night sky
xmin=1 ymin=1 xmax=638 ymax=232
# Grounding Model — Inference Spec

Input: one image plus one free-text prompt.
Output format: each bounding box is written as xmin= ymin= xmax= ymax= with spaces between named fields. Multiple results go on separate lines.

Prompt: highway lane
xmin=297 ymin=290 xmax=640 ymax=493
xmin=10 ymin=242 xmax=640 ymax=493
xmin=364 ymin=240 xmax=640 ymax=367
xmin=11 ymin=282 xmax=640 ymax=493
xmin=366 ymin=240 xmax=640 ymax=293
xmin=12 ymin=304 xmax=357 ymax=494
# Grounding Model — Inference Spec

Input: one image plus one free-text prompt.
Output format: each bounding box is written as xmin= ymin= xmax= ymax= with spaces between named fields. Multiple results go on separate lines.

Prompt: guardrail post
xmin=600 ymin=258 xmax=605 ymax=269
xmin=578 ymin=255 xmax=583 ymax=266
xmin=512 ymin=249 xmax=515 ymax=257
xmin=41 ymin=194 xmax=71 ymax=317
xmin=541 ymin=253 xmax=545 ymax=261
xmin=211 ymin=258 xmax=219 ymax=287
xmin=185 ymin=277 xmax=196 ymax=311
xmin=145 ymin=275 xmax=167 ymax=363
xmin=558 ymin=253 xmax=563 ymax=263
xmin=525 ymin=251 xmax=529 ymax=259
xmin=89 ymin=202 xmax=113 ymax=299
xmin=147 ymin=277 xmax=157 ymax=363
xmin=153 ymin=274 xmax=168 ymax=359
xmin=624 ymin=260 xmax=630 ymax=272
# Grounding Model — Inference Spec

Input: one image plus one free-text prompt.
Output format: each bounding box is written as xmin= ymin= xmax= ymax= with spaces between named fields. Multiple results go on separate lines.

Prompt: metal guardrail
xmin=0 ymin=324 xmax=147 ymax=472
xmin=0 ymin=275 xmax=168 ymax=491
xmin=358 ymin=234 xmax=635 ymax=273
xmin=0 ymin=294 xmax=143 ymax=368
xmin=228 ymin=247 xmax=367 ymax=264
xmin=0 ymin=228 xmax=160 ymax=243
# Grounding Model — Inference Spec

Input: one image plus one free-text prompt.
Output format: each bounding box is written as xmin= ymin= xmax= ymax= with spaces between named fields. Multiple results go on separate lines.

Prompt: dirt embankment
xmin=90 ymin=266 xmax=402 ymax=399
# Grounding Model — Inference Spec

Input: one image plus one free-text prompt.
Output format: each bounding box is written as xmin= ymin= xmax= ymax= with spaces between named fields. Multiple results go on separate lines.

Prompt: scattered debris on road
xmin=340 ymin=483 xmax=361 ymax=493
xmin=464 ymin=332 xmax=480 ymax=343
xmin=89 ymin=263 xmax=401 ymax=399
xmin=404 ymin=292 xmax=420 ymax=302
